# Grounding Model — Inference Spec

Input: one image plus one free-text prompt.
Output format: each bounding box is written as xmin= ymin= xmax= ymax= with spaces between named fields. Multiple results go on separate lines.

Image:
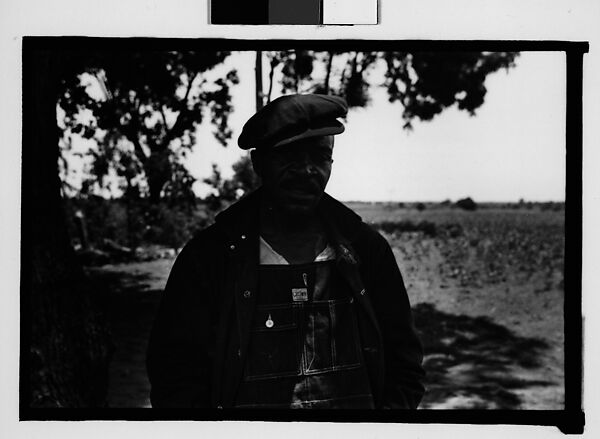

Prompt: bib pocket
xmin=244 ymin=304 xmax=301 ymax=380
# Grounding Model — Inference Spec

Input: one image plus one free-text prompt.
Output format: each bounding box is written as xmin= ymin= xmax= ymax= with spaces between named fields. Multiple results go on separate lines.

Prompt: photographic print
xmin=19 ymin=38 xmax=583 ymax=430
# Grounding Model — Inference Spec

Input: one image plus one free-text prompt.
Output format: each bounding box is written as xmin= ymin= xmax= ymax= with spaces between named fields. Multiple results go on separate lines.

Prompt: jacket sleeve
xmin=146 ymin=237 xmax=216 ymax=408
xmin=367 ymin=231 xmax=426 ymax=409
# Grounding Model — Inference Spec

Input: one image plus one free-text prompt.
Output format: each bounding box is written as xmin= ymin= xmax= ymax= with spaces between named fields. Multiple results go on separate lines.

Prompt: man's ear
xmin=250 ymin=150 xmax=262 ymax=176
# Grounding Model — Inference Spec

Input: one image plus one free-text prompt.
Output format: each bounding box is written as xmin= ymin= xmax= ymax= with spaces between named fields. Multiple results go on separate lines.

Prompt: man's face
xmin=257 ymin=135 xmax=334 ymax=215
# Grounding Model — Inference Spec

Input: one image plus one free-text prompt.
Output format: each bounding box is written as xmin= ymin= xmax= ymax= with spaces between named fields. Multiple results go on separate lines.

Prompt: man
xmin=146 ymin=94 xmax=425 ymax=409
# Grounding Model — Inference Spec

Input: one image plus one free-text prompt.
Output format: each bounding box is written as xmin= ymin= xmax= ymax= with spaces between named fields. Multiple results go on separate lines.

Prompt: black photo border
xmin=20 ymin=37 xmax=587 ymax=434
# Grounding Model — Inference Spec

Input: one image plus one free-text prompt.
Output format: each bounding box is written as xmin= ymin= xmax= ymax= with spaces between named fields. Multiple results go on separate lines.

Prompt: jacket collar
xmin=215 ymin=187 xmax=364 ymax=263
xmin=214 ymin=188 xmax=262 ymax=241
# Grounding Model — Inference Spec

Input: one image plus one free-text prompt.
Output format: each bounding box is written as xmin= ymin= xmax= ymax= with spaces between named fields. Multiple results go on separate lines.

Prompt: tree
xmin=58 ymin=51 xmax=238 ymax=203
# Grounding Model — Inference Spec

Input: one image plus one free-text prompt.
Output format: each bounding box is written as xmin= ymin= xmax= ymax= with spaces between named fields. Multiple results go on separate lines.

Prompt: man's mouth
xmin=282 ymin=179 xmax=320 ymax=193
xmin=284 ymin=187 xmax=311 ymax=196
xmin=285 ymin=186 xmax=318 ymax=197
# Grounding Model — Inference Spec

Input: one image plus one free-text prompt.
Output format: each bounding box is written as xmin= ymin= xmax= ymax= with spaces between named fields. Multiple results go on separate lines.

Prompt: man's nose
xmin=298 ymin=153 xmax=317 ymax=174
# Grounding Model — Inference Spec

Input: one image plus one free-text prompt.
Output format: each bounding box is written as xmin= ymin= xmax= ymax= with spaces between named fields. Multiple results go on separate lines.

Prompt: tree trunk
xmin=266 ymin=54 xmax=277 ymax=104
xmin=22 ymin=47 xmax=111 ymax=409
xmin=145 ymin=148 xmax=171 ymax=204
xmin=255 ymin=51 xmax=264 ymax=111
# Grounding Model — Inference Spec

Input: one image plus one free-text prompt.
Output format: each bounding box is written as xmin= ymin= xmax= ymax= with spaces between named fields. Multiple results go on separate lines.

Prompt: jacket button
xmin=243 ymin=290 xmax=252 ymax=299
xmin=360 ymin=288 xmax=366 ymax=296
xmin=217 ymin=404 xmax=223 ymax=409
xmin=241 ymin=234 xmax=246 ymax=240
xmin=229 ymin=244 xmax=235 ymax=250
xmin=237 ymin=349 xmax=242 ymax=357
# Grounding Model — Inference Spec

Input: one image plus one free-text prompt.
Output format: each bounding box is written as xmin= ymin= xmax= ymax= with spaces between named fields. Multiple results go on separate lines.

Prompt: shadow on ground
xmin=91 ymin=269 xmax=163 ymax=408
xmin=91 ymin=267 xmax=554 ymax=409
xmin=412 ymin=302 xmax=552 ymax=409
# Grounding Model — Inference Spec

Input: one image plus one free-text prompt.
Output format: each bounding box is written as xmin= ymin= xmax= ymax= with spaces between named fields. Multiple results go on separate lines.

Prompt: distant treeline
xmin=62 ymin=195 xmax=564 ymax=264
xmin=349 ymin=199 xmax=565 ymax=211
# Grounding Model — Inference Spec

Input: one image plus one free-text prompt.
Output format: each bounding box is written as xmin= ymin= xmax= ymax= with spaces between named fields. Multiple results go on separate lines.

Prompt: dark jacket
xmin=146 ymin=188 xmax=425 ymax=409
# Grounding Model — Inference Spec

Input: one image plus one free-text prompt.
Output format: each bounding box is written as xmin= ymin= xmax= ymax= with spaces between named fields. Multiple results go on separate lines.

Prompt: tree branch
xmin=182 ymin=71 xmax=198 ymax=105
xmin=159 ymin=106 xmax=170 ymax=137
xmin=351 ymin=51 xmax=358 ymax=76
xmin=339 ymin=52 xmax=355 ymax=89
xmin=166 ymin=71 xmax=198 ymax=144
xmin=94 ymin=71 xmax=113 ymax=101
xmin=119 ymin=97 xmax=150 ymax=164
xmin=123 ymin=128 xmax=149 ymax=165
xmin=324 ymin=51 xmax=334 ymax=94
xmin=293 ymin=51 xmax=299 ymax=93
xmin=266 ymin=53 xmax=278 ymax=104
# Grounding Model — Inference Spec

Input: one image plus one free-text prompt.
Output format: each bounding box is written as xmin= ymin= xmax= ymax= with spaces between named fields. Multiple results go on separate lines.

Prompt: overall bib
xmin=234 ymin=239 xmax=375 ymax=408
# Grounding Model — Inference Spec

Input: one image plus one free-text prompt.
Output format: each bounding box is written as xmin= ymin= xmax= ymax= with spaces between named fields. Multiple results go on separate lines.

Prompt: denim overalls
xmin=234 ymin=238 xmax=374 ymax=408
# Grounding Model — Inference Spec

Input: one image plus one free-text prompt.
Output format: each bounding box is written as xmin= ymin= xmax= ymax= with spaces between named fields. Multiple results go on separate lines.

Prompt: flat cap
xmin=238 ymin=94 xmax=348 ymax=150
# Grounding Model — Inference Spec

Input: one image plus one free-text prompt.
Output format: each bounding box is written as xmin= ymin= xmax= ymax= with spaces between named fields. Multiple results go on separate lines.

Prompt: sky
xmin=188 ymin=50 xmax=566 ymax=202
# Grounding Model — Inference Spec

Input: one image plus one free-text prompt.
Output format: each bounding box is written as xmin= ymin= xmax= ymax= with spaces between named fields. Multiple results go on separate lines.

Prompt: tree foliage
xmin=203 ymin=154 xmax=261 ymax=210
xmin=58 ymin=51 xmax=238 ymax=203
xmin=262 ymin=50 xmax=519 ymax=128
xmin=383 ymin=52 xmax=519 ymax=128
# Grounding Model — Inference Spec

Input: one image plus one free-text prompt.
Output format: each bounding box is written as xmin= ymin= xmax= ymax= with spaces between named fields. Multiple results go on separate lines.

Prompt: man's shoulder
xmin=179 ymin=222 xmax=228 ymax=258
xmin=321 ymin=194 xmax=388 ymax=248
xmin=356 ymin=219 xmax=388 ymax=244
xmin=353 ymin=220 xmax=391 ymax=258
